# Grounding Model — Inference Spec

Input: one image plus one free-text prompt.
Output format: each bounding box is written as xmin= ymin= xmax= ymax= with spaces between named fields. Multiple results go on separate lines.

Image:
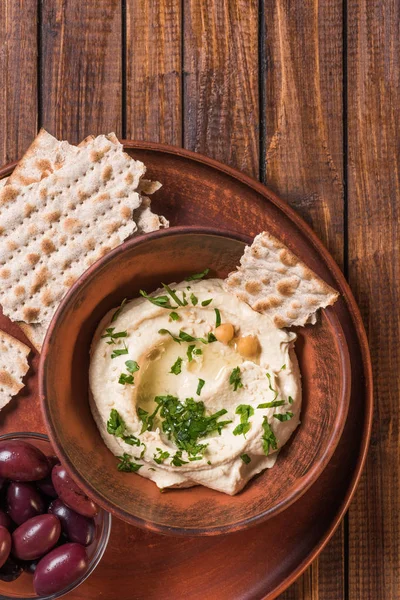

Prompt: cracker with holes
xmin=0 ymin=133 xmax=146 ymax=328
xmin=0 ymin=330 xmax=30 ymax=409
xmin=225 ymin=231 xmax=339 ymax=328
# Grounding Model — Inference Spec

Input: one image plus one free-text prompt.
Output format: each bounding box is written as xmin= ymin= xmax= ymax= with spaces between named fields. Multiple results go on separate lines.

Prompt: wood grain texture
xmin=0 ymin=0 xmax=37 ymax=164
xmin=125 ymin=0 xmax=181 ymax=145
xmin=183 ymin=0 xmax=259 ymax=178
xmin=347 ymin=0 xmax=400 ymax=598
xmin=263 ymin=2 xmax=345 ymax=598
xmin=263 ymin=0 xmax=344 ymax=267
xmin=41 ymin=0 xmax=122 ymax=143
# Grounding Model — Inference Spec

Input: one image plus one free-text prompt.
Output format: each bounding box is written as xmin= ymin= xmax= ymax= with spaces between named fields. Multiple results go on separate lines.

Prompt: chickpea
xmin=214 ymin=323 xmax=235 ymax=344
xmin=237 ymin=335 xmax=260 ymax=358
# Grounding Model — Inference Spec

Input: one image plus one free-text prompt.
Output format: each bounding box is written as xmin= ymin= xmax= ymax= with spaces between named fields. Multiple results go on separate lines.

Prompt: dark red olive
xmin=0 ymin=526 xmax=11 ymax=568
xmin=48 ymin=499 xmax=95 ymax=546
xmin=0 ymin=441 xmax=50 ymax=482
xmin=36 ymin=476 xmax=58 ymax=499
xmin=0 ymin=510 xmax=12 ymax=531
xmin=12 ymin=514 xmax=61 ymax=561
xmin=33 ymin=543 xmax=88 ymax=595
xmin=0 ymin=477 xmax=5 ymax=492
xmin=7 ymin=482 xmax=45 ymax=525
xmin=0 ymin=557 xmax=22 ymax=582
xmin=51 ymin=465 xmax=98 ymax=518
xmin=47 ymin=456 xmax=60 ymax=470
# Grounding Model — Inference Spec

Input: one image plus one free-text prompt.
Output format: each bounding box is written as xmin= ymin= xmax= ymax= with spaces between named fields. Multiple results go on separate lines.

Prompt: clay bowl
xmin=39 ymin=227 xmax=350 ymax=536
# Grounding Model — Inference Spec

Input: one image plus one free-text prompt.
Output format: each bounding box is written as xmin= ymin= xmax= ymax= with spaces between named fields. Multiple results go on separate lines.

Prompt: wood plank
xmin=0 ymin=0 xmax=38 ymax=164
xmin=183 ymin=0 xmax=259 ymax=178
xmin=41 ymin=0 xmax=122 ymax=143
xmin=264 ymin=0 xmax=344 ymax=267
xmin=125 ymin=0 xmax=182 ymax=145
xmin=263 ymin=2 xmax=346 ymax=598
xmin=347 ymin=1 xmax=400 ymax=598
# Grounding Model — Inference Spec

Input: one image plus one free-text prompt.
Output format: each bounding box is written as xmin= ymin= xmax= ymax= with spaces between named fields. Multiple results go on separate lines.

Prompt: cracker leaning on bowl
xmin=0 ymin=330 xmax=30 ymax=409
xmin=0 ymin=130 xmax=168 ymax=353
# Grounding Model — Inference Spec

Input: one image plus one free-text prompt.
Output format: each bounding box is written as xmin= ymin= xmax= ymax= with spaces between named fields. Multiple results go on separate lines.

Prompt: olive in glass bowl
xmin=0 ymin=432 xmax=111 ymax=599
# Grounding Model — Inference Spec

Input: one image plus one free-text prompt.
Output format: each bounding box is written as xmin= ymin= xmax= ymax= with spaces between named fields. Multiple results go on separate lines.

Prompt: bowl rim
xmin=39 ymin=226 xmax=353 ymax=536
xmin=0 ymin=431 xmax=112 ymax=600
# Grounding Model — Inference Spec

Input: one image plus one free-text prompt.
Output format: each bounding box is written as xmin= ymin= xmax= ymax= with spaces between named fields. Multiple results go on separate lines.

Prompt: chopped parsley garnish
xmin=187 ymin=345 xmax=203 ymax=361
xmin=207 ymin=460 xmax=212 ymax=465
xmin=266 ymin=373 xmax=279 ymax=401
xmin=196 ymin=378 xmax=205 ymax=396
xmin=101 ymin=327 xmax=128 ymax=345
xmin=111 ymin=298 xmax=128 ymax=323
xmin=140 ymin=395 xmax=231 ymax=460
xmin=162 ymin=283 xmax=188 ymax=307
xmin=118 ymin=360 xmax=139 ymax=385
xmin=241 ymin=453 xmax=251 ymax=464
xmin=117 ymin=453 xmax=142 ymax=472
xmin=118 ymin=373 xmax=134 ymax=385
xmin=149 ymin=467 xmax=156 ymax=471
xmin=153 ymin=448 xmax=170 ymax=464
xmin=169 ymin=311 xmax=180 ymax=321
xmin=273 ymin=412 xmax=294 ymax=422
xmin=107 ymin=409 xmax=141 ymax=446
xmin=201 ymin=298 xmax=213 ymax=306
xmin=262 ymin=418 xmax=278 ymax=456
xmin=288 ymin=396 xmax=294 ymax=404
xmin=111 ymin=342 xmax=129 ymax=359
xmin=185 ymin=268 xmax=210 ymax=281
xmin=171 ymin=451 xmax=189 ymax=466
xmin=233 ymin=404 xmax=254 ymax=437
xmin=170 ymin=357 xmax=183 ymax=375
xmin=125 ymin=360 xmax=139 ymax=374
xmin=139 ymin=289 xmax=176 ymax=309
xmin=159 ymin=329 xmax=217 ymax=345
xmin=229 ymin=367 xmax=243 ymax=391
xmin=280 ymin=364 xmax=286 ymax=371
xmin=257 ymin=400 xmax=285 ymax=409
xmin=190 ymin=293 xmax=198 ymax=306
xmin=214 ymin=308 xmax=221 ymax=327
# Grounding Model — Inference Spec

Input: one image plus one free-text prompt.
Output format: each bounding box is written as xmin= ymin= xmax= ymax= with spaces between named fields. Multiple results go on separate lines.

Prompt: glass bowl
xmin=0 ymin=432 xmax=111 ymax=599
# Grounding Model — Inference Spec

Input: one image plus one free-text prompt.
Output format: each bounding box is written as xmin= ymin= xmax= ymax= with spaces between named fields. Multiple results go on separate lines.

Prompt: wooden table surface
xmin=0 ymin=1 xmax=397 ymax=599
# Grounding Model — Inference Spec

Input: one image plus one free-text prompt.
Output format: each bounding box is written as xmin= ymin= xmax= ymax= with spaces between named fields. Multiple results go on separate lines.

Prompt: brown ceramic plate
xmin=39 ymin=227 xmax=351 ymax=535
xmin=0 ymin=143 xmax=372 ymax=599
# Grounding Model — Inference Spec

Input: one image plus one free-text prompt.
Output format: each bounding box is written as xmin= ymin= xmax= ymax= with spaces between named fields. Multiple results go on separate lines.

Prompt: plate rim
xmin=0 ymin=142 xmax=373 ymax=598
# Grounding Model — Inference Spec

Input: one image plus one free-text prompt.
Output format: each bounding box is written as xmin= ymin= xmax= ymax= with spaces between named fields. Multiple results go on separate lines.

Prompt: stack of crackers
xmin=0 ymin=130 xmax=168 ymax=410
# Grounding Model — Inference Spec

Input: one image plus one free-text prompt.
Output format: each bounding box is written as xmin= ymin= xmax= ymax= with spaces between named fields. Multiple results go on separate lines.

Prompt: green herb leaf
xmin=169 ymin=311 xmax=180 ymax=321
xmin=201 ymin=298 xmax=213 ymax=307
xmin=190 ymin=293 xmax=198 ymax=306
xmin=262 ymin=418 xmax=278 ymax=456
xmin=280 ymin=364 xmax=286 ymax=371
xmin=230 ymin=367 xmax=243 ymax=391
xmin=288 ymin=396 xmax=294 ymax=404
xmin=233 ymin=404 xmax=254 ymax=437
xmin=125 ymin=360 xmax=139 ymax=374
xmin=107 ymin=409 xmax=141 ymax=446
xmin=158 ymin=329 xmax=181 ymax=343
xmin=171 ymin=451 xmax=189 ymax=466
xmin=257 ymin=400 xmax=285 ymax=409
xmin=118 ymin=373 xmax=134 ymax=385
xmin=185 ymin=268 xmax=210 ymax=282
xmin=149 ymin=467 xmax=156 ymax=471
xmin=240 ymin=453 xmax=251 ymax=464
xmin=214 ymin=308 xmax=221 ymax=328
xmin=273 ymin=412 xmax=294 ymax=422
xmin=111 ymin=298 xmax=128 ymax=322
xmin=170 ymin=357 xmax=183 ymax=375
xmin=150 ymin=395 xmax=231 ymax=458
xmin=140 ymin=289 xmax=176 ymax=309
xmin=266 ymin=373 xmax=278 ymax=400
xmin=117 ymin=453 xmax=142 ymax=472
xmin=207 ymin=460 xmax=212 ymax=465
xmin=110 ymin=343 xmax=129 ymax=359
xmin=187 ymin=344 xmax=196 ymax=362
xmin=178 ymin=330 xmax=197 ymax=343
xmin=154 ymin=448 xmax=170 ymax=464
xmin=101 ymin=327 xmax=128 ymax=345
xmin=162 ymin=283 xmax=188 ymax=307
xmin=196 ymin=378 xmax=205 ymax=396
xmin=207 ymin=332 xmax=217 ymax=343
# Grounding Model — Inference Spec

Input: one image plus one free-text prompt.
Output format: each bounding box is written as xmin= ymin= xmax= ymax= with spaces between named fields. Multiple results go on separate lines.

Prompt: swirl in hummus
xmin=89 ymin=278 xmax=301 ymax=495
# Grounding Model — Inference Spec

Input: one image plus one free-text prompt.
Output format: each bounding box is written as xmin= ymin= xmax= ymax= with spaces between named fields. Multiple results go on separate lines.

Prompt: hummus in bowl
xmin=90 ymin=278 xmax=301 ymax=495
